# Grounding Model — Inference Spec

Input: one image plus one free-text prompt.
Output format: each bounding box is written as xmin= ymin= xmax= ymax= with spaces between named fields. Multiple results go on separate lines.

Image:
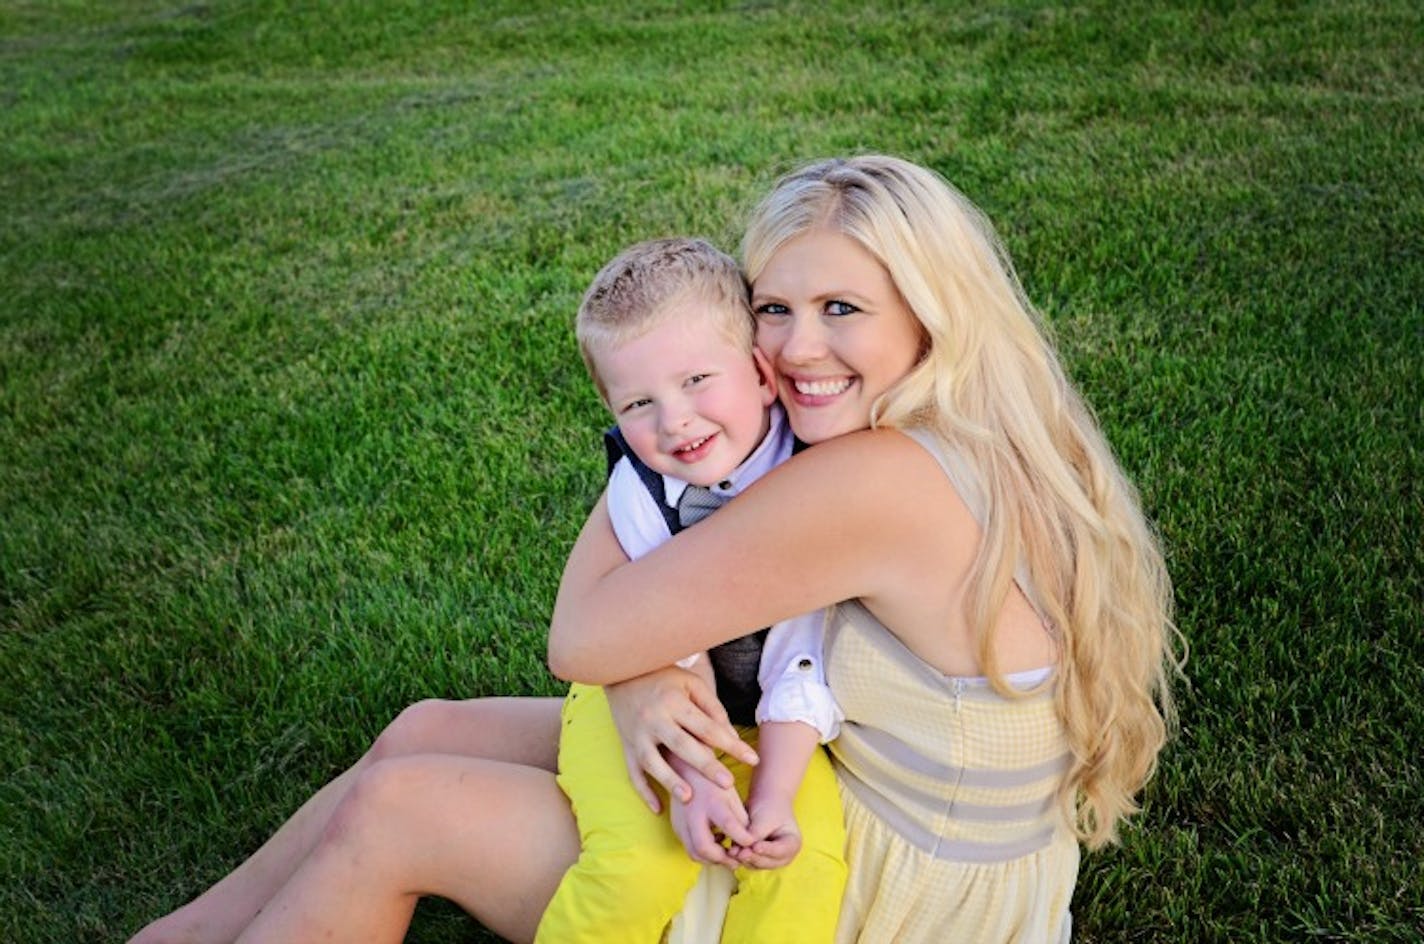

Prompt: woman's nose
xmin=779 ymin=313 xmax=828 ymax=363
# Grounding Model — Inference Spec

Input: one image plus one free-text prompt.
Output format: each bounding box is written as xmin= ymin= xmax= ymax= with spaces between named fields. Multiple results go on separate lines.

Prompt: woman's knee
xmin=367 ymin=696 xmax=561 ymax=770
xmin=321 ymin=757 xmax=421 ymax=848
xmin=367 ymin=698 xmax=459 ymax=762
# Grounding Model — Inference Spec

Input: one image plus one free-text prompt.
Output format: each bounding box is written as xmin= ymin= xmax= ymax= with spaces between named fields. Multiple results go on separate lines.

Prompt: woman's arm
xmin=549 ymin=428 xmax=943 ymax=682
xmin=551 ymin=489 xmax=756 ymax=796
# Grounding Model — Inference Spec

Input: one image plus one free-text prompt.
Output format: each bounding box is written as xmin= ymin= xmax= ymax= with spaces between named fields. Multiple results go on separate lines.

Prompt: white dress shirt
xmin=605 ymin=403 xmax=842 ymax=742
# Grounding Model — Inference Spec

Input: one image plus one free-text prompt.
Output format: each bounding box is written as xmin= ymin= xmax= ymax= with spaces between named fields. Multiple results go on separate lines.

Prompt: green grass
xmin=2 ymin=1 xmax=1420 ymax=941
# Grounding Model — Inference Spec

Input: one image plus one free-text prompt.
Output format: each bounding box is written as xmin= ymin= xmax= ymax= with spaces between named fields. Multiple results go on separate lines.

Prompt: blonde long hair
xmin=742 ymin=156 xmax=1183 ymax=849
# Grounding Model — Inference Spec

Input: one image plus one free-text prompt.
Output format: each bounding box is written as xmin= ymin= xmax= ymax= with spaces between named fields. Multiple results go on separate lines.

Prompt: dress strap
xmin=899 ymin=428 xmax=1052 ymax=625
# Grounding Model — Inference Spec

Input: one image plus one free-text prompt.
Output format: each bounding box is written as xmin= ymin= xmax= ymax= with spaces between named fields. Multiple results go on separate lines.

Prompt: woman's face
xmin=751 ymin=229 xmax=926 ymax=444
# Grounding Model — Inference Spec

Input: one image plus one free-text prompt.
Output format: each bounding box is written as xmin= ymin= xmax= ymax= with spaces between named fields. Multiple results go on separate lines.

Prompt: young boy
xmin=535 ymin=238 xmax=847 ymax=944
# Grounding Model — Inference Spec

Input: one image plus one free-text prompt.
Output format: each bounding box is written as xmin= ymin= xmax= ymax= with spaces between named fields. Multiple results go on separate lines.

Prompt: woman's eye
xmin=754 ymin=302 xmax=789 ymax=317
xmin=826 ymin=300 xmax=860 ymax=316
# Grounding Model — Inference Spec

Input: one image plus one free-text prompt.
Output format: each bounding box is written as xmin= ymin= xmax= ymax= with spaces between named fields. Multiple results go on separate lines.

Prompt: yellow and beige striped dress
xmin=825 ymin=430 xmax=1079 ymax=943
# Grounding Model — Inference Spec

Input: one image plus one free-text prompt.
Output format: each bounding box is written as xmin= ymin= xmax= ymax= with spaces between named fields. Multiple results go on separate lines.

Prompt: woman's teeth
xmin=795 ymin=378 xmax=852 ymax=396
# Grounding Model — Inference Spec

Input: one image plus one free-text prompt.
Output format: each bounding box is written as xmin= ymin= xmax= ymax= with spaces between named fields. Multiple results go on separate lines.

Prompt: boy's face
xmin=597 ymin=302 xmax=776 ymax=487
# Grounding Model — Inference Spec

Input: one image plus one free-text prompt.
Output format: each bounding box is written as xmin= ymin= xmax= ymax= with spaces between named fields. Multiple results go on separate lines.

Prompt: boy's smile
xmin=670 ymin=432 xmax=717 ymax=464
xmin=596 ymin=301 xmax=777 ymax=487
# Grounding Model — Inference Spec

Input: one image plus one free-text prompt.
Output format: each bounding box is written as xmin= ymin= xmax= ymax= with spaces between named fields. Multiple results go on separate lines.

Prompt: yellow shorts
xmin=535 ymin=683 xmax=846 ymax=944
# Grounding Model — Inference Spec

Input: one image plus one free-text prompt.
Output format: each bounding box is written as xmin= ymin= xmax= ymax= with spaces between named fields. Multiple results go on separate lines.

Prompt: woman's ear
xmin=752 ymin=346 xmax=778 ymax=407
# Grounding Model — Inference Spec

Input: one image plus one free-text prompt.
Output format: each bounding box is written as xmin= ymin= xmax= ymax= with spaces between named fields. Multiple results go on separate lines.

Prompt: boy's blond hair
xmin=577 ymin=237 xmax=753 ymax=402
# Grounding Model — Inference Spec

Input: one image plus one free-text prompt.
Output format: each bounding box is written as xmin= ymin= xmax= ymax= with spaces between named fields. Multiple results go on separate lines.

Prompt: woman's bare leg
xmin=130 ymin=697 xmax=563 ymax=944
xmin=234 ymin=752 xmax=579 ymax=944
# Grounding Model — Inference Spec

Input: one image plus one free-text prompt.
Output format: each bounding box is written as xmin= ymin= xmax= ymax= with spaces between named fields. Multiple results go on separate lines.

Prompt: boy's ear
xmin=752 ymin=347 xmax=778 ymax=407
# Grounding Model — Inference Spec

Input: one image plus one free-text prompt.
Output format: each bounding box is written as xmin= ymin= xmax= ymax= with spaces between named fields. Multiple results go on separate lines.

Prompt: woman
xmin=132 ymin=156 xmax=1179 ymax=943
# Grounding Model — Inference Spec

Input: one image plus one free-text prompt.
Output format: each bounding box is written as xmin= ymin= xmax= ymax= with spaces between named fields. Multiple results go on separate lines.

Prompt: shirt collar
xmin=662 ymin=402 xmax=793 ymax=509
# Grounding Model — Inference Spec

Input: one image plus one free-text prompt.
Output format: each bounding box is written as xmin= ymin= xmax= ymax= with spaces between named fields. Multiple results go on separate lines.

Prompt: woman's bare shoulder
xmin=769 ymin=426 xmax=945 ymax=482
xmin=744 ymin=426 xmax=968 ymax=576
xmin=751 ymin=427 xmax=956 ymax=518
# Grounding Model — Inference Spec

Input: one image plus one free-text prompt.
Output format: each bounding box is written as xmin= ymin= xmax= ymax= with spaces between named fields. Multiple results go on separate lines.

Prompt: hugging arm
xmin=549 ymin=434 xmax=903 ymax=679
xmin=550 ymin=431 xmax=934 ymax=798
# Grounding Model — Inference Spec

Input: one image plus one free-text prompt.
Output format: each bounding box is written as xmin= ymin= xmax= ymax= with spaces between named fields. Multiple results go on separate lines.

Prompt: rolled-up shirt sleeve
xmin=756 ymin=610 xmax=843 ymax=742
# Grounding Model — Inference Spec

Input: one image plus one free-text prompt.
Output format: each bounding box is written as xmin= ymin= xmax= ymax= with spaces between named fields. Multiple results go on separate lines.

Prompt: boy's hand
xmin=729 ymin=794 xmax=802 ymax=870
xmin=667 ymin=756 xmax=756 ymax=868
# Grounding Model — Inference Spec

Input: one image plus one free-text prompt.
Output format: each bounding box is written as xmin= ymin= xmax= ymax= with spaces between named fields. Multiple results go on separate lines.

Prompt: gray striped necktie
xmin=677 ymin=484 xmax=724 ymax=527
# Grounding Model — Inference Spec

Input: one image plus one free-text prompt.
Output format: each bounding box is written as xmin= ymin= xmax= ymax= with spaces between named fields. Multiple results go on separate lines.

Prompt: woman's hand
xmin=604 ymin=666 xmax=759 ymax=812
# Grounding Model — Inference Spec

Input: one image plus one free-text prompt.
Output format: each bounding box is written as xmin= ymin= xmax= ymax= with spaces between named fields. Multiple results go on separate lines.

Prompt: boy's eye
xmin=687 ymin=373 xmax=710 ymax=386
xmin=619 ymin=398 xmax=651 ymax=414
xmin=754 ymin=302 xmax=789 ymax=317
xmin=826 ymin=300 xmax=860 ymax=316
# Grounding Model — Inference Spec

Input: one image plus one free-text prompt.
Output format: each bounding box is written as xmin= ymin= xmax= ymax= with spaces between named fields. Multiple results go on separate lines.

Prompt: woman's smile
xmin=789 ymin=375 xmax=855 ymax=400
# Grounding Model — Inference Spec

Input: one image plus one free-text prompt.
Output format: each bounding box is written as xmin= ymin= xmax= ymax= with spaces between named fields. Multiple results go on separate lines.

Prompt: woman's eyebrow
xmin=805 ymin=289 xmax=872 ymax=306
xmin=752 ymin=288 xmax=867 ymax=303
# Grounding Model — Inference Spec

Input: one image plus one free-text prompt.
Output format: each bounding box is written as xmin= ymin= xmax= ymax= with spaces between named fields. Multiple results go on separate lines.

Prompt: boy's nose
xmin=658 ymin=401 xmax=692 ymax=435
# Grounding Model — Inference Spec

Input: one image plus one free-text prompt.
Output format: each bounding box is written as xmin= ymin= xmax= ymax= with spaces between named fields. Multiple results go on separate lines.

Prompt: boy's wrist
xmin=746 ymin=780 xmax=796 ymax=814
